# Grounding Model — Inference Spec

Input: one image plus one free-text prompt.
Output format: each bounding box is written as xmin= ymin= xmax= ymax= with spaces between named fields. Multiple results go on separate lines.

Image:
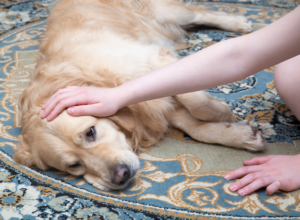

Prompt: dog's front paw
xmin=243 ymin=127 xmax=266 ymax=151
xmin=220 ymin=15 xmax=253 ymax=33
xmin=236 ymin=121 xmax=265 ymax=151
xmin=235 ymin=16 xmax=253 ymax=33
xmin=224 ymin=121 xmax=265 ymax=151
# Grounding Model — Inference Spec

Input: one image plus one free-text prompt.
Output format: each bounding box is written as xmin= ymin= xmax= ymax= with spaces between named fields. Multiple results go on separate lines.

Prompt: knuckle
xmin=82 ymin=90 xmax=89 ymax=96
xmin=248 ymin=173 xmax=257 ymax=181
xmin=242 ymin=186 xmax=250 ymax=195
xmin=241 ymin=166 xmax=249 ymax=173
xmin=257 ymin=178 xmax=266 ymax=185
xmin=56 ymin=94 xmax=63 ymax=100
xmin=234 ymin=181 xmax=241 ymax=188
xmin=78 ymin=90 xmax=87 ymax=96
xmin=58 ymin=100 xmax=66 ymax=106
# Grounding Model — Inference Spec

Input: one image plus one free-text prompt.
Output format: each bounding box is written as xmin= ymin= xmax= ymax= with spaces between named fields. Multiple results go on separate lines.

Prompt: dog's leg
xmin=153 ymin=0 xmax=252 ymax=33
xmin=175 ymin=91 xmax=235 ymax=122
xmin=170 ymin=106 xmax=265 ymax=151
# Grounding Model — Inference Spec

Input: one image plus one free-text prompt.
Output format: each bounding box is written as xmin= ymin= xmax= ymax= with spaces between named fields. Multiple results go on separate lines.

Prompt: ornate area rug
xmin=1 ymin=0 xmax=300 ymax=219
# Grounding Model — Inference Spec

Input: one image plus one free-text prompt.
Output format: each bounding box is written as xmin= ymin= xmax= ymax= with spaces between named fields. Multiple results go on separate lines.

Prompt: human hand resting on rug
xmin=41 ymin=5 xmax=300 ymax=195
xmin=224 ymin=155 xmax=300 ymax=196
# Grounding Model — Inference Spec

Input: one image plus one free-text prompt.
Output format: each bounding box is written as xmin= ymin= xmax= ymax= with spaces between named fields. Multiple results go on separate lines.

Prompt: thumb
xmin=67 ymin=104 xmax=101 ymax=116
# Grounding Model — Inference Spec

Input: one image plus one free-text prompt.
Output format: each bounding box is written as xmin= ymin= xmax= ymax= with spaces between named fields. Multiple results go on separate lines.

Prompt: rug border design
xmin=1 ymin=2 xmax=300 ymax=219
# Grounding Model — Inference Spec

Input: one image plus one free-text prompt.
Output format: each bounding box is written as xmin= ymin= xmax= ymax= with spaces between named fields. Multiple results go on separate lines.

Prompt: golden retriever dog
xmin=14 ymin=0 xmax=265 ymax=191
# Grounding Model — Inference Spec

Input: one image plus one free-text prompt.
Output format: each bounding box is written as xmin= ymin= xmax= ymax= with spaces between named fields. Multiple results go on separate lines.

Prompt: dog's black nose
xmin=114 ymin=164 xmax=130 ymax=185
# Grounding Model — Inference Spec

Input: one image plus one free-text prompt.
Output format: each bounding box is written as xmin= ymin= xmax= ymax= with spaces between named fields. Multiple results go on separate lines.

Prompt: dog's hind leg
xmin=152 ymin=0 xmax=252 ymax=33
xmin=170 ymin=106 xmax=265 ymax=151
xmin=174 ymin=91 xmax=235 ymax=123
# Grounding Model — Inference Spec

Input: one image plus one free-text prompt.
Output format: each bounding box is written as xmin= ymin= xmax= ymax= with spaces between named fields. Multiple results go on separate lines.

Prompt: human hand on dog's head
xmin=41 ymin=86 xmax=123 ymax=121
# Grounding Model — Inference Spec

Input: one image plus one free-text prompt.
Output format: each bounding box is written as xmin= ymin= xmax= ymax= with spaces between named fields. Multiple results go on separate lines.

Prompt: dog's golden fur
xmin=15 ymin=0 xmax=264 ymax=191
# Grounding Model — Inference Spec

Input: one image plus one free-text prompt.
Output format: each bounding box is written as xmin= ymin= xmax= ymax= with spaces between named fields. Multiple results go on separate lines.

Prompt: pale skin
xmin=41 ymin=6 xmax=300 ymax=196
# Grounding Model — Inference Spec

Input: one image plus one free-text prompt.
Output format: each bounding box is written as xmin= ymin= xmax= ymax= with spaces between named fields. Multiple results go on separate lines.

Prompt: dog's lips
xmin=131 ymin=168 xmax=138 ymax=178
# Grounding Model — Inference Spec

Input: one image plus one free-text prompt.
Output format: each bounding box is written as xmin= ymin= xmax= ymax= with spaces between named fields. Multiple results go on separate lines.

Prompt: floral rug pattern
xmin=1 ymin=0 xmax=300 ymax=219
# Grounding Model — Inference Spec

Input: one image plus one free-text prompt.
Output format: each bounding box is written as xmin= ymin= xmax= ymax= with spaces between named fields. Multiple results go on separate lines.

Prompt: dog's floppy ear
xmin=109 ymin=107 xmax=141 ymax=150
xmin=110 ymin=104 xmax=166 ymax=152
xmin=14 ymin=135 xmax=34 ymax=167
xmin=14 ymin=135 xmax=49 ymax=170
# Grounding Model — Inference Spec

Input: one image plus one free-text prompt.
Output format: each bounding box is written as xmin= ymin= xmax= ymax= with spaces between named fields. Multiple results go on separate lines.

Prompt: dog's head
xmin=14 ymin=64 xmax=174 ymax=190
xmin=16 ymin=110 xmax=140 ymax=191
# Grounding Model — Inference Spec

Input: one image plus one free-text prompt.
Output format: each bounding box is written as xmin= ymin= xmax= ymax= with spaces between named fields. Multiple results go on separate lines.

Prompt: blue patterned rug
xmin=1 ymin=0 xmax=300 ymax=219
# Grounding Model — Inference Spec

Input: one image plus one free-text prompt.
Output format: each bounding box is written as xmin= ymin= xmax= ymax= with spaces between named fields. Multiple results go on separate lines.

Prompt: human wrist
xmin=114 ymin=84 xmax=134 ymax=109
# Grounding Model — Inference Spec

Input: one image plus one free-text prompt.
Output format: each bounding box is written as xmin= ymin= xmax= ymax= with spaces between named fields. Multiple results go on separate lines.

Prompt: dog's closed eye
xmin=68 ymin=162 xmax=82 ymax=169
xmin=67 ymin=160 xmax=86 ymax=176
xmin=86 ymin=126 xmax=96 ymax=142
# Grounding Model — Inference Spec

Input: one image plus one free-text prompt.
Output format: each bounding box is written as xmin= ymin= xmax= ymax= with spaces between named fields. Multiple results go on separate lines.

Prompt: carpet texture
xmin=1 ymin=0 xmax=300 ymax=219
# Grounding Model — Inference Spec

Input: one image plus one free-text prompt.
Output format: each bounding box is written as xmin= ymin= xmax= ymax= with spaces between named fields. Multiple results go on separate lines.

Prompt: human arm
xmin=41 ymin=6 xmax=300 ymax=120
xmin=117 ymin=5 xmax=300 ymax=106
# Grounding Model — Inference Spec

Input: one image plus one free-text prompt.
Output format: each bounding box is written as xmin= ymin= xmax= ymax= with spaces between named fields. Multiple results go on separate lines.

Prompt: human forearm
xmin=118 ymin=38 xmax=245 ymax=107
xmin=118 ymin=6 xmax=300 ymax=107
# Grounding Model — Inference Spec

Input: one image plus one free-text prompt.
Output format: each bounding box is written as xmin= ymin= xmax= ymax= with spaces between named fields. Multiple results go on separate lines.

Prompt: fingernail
xmin=230 ymin=184 xmax=236 ymax=191
xmin=239 ymin=189 xmax=245 ymax=196
xmin=68 ymin=107 xmax=74 ymax=114
xmin=265 ymin=191 xmax=272 ymax=196
xmin=224 ymin=174 xmax=230 ymax=180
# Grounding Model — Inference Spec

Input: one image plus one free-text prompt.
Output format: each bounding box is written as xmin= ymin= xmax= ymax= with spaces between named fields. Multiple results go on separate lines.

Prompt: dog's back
xmin=37 ymin=0 xmax=184 ymax=81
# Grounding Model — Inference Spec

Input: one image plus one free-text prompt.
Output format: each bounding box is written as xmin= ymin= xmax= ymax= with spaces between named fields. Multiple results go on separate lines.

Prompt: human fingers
xmin=45 ymin=93 xmax=90 ymax=121
xmin=228 ymin=171 xmax=267 ymax=192
xmin=42 ymin=87 xmax=77 ymax=110
xmin=41 ymin=90 xmax=82 ymax=119
xmin=224 ymin=165 xmax=262 ymax=180
xmin=237 ymin=176 xmax=274 ymax=196
xmin=265 ymin=181 xmax=281 ymax=196
xmin=67 ymin=104 xmax=100 ymax=117
xmin=67 ymin=103 xmax=117 ymax=117
xmin=243 ymin=155 xmax=274 ymax=166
